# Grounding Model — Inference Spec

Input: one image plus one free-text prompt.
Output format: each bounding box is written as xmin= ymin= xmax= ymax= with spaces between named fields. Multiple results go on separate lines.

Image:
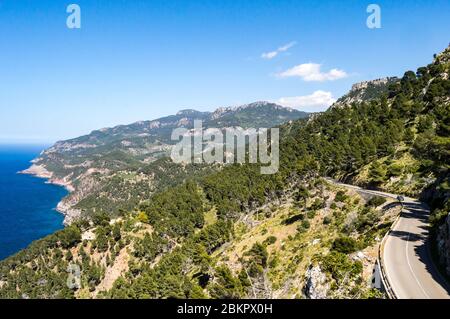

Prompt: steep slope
xmin=285 ymin=44 xmax=450 ymax=278
xmin=0 ymin=176 xmax=398 ymax=299
xmin=0 ymin=45 xmax=448 ymax=299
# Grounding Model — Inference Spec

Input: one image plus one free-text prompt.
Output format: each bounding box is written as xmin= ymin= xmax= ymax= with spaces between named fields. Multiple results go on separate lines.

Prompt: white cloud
xmin=276 ymin=90 xmax=336 ymax=112
xmin=261 ymin=41 xmax=296 ymax=60
xmin=261 ymin=51 xmax=278 ymax=59
xmin=277 ymin=63 xmax=348 ymax=81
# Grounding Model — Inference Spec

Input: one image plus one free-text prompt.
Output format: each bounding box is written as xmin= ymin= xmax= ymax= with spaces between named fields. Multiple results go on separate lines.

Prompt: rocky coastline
xmin=19 ymin=164 xmax=80 ymax=225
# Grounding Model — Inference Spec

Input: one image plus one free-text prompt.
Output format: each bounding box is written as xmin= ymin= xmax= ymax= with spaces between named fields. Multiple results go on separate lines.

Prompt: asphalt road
xmin=329 ymin=180 xmax=450 ymax=299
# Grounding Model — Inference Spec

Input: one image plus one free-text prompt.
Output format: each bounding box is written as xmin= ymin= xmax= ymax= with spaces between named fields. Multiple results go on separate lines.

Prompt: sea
xmin=0 ymin=145 xmax=67 ymax=260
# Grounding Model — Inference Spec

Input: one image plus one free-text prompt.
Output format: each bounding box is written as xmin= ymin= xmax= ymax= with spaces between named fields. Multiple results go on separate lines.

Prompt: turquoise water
xmin=0 ymin=145 xmax=67 ymax=260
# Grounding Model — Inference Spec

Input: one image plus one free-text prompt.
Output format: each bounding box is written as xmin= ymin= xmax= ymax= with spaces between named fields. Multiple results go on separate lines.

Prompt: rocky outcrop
xmin=20 ymin=164 xmax=75 ymax=192
xmin=21 ymin=164 xmax=81 ymax=225
xmin=332 ymin=77 xmax=398 ymax=108
xmin=57 ymin=201 xmax=82 ymax=226
xmin=303 ymin=265 xmax=329 ymax=299
xmin=436 ymin=213 xmax=450 ymax=276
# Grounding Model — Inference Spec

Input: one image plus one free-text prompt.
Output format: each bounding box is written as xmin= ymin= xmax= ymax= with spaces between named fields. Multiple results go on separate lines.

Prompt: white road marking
xmin=404 ymin=214 xmax=430 ymax=299
xmin=328 ymin=179 xmax=450 ymax=299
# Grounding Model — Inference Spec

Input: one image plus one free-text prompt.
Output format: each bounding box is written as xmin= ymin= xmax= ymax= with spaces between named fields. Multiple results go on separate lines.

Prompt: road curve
xmin=329 ymin=180 xmax=450 ymax=299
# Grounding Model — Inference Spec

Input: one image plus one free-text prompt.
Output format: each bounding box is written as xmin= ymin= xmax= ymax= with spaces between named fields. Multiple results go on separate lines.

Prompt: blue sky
xmin=0 ymin=0 xmax=449 ymax=143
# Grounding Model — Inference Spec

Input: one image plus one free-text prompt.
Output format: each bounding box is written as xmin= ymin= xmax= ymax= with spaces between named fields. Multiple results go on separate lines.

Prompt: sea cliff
xmin=20 ymin=164 xmax=80 ymax=225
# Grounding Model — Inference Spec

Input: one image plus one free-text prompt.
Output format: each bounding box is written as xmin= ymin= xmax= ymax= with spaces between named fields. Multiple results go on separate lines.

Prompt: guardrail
xmin=377 ymin=204 xmax=403 ymax=299
xmin=378 ymin=234 xmax=397 ymax=298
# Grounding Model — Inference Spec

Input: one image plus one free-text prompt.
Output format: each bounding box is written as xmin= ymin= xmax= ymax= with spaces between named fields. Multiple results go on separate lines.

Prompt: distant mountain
xmin=22 ymin=102 xmax=308 ymax=222
xmin=207 ymin=101 xmax=304 ymax=128
xmin=32 ymin=101 xmax=305 ymax=174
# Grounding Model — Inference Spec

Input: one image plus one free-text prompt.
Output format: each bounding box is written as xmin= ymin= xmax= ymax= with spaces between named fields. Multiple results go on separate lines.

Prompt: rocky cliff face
xmin=332 ymin=77 xmax=398 ymax=108
xmin=427 ymin=45 xmax=450 ymax=278
xmin=437 ymin=213 xmax=450 ymax=276
xmin=303 ymin=265 xmax=329 ymax=299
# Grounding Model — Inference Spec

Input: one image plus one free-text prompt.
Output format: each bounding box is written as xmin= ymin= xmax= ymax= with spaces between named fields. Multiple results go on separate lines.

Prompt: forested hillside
xmin=0 ymin=46 xmax=448 ymax=299
xmin=22 ymin=102 xmax=307 ymax=223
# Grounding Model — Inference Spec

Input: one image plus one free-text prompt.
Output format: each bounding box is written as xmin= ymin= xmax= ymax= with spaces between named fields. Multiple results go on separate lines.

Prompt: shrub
xmin=368 ymin=162 xmax=387 ymax=184
xmin=310 ymin=198 xmax=325 ymax=210
xmin=430 ymin=206 xmax=449 ymax=228
xmin=58 ymin=226 xmax=81 ymax=249
xmin=137 ymin=211 xmax=149 ymax=224
xmin=332 ymin=236 xmax=359 ymax=254
xmin=296 ymin=186 xmax=310 ymax=203
xmin=209 ymin=266 xmax=244 ymax=299
xmin=302 ymin=220 xmax=311 ymax=229
xmin=94 ymin=227 xmax=109 ymax=252
xmin=334 ymin=191 xmax=348 ymax=203
xmin=321 ymin=251 xmax=363 ymax=283
xmin=387 ymin=163 xmax=403 ymax=176
xmin=263 ymin=236 xmax=277 ymax=246
xmin=367 ymin=196 xmax=387 ymax=207
xmin=112 ymin=223 xmax=122 ymax=241
xmin=355 ymin=207 xmax=380 ymax=231
xmin=92 ymin=212 xmax=111 ymax=227
xmin=307 ymin=210 xmax=317 ymax=219
xmin=297 ymin=220 xmax=311 ymax=233
xmin=323 ymin=216 xmax=332 ymax=225
xmin=269 ymin=255 xmax=279 ymax=269
xmin=245 ymin=243 xmax=268 ymax=268
xmin=283 ymin=213 xmax=304 ymax=225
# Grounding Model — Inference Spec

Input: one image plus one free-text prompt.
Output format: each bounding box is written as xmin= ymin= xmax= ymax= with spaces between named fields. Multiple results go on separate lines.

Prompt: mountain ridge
xmin=54 ymin=101 xmax=300 ymax=145
xmin=22 ymin=101 xmax=308 ymax=224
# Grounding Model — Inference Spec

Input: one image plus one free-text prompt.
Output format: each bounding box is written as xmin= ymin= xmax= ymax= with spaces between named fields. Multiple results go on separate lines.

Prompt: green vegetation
xmin=1 ymin=47 xmax=448 ymax=299
xmin=332 ymin=236 xmax=360 ymax=254
xmin=321 ymin=251 xmax=363 ymax=283
xmin=367 ymin=196 xmax=387 ymax=207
